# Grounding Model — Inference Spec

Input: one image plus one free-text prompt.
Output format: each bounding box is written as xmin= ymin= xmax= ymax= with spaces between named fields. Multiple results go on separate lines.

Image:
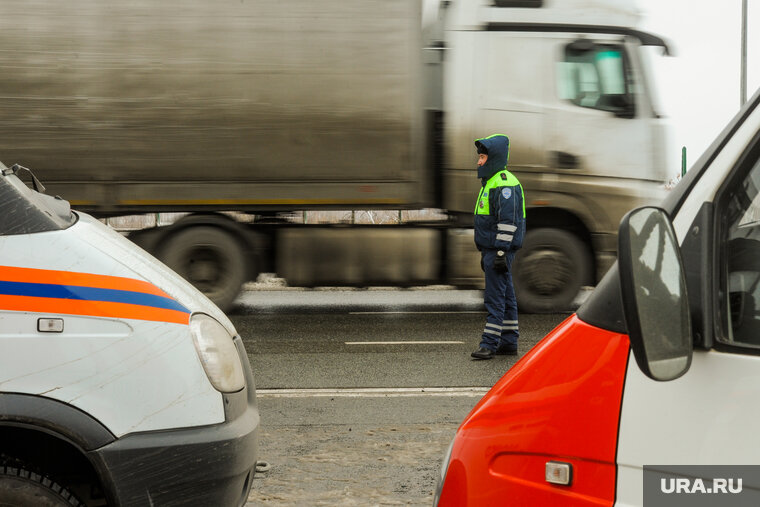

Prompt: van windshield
xmin=0 ymin=164 xmax=76 ymax=235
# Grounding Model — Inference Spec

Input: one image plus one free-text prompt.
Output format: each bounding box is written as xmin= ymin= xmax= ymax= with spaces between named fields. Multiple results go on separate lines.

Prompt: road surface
xmin=229 ymin=288 xmax=569 ymax=506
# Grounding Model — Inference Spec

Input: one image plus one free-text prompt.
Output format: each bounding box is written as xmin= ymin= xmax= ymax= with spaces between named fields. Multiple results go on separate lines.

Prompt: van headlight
xmin=190 ymin=314 xmax=245 ymax=393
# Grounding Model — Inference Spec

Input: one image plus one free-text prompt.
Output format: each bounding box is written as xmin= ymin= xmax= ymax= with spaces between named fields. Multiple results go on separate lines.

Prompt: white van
xmin=435 ymin=89 xmax=760 ymax=505
xmin=0 ymin=165 xmax=259 ymax=506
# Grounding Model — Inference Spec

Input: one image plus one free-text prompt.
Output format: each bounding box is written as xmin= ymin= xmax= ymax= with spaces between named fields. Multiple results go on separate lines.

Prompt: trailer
xmin=0 ymin=0 xmax=672 ymax=311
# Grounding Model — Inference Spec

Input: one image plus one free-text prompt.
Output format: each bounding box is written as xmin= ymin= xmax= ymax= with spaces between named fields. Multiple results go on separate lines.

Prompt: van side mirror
xmin=618 ymin=207 xmax=692 ymax=381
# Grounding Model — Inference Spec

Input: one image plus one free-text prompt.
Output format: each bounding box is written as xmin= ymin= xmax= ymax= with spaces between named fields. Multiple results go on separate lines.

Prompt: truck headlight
xmin=190 ymin=313 xmax=245 ymax=393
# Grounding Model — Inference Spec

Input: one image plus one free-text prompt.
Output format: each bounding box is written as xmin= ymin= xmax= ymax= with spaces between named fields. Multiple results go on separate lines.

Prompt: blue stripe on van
xmin=0 ymin=280 xmax=189 ymax=313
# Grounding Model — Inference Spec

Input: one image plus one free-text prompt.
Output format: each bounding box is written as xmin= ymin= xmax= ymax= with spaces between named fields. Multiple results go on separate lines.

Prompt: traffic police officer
xmin=471 ymin=134 xmax=526 ymax=360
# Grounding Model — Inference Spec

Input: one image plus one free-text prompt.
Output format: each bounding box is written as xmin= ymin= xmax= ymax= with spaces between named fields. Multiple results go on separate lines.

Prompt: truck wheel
xmin=513 ymin=228 xmax=592 ymax=313
xmin=160 ymin=226 xmax=247 ymax=312
xmin=0 ymin=460 xmax=82 ymax=507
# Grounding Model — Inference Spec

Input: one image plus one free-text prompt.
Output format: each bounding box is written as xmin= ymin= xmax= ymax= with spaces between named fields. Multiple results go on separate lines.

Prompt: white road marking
xmin=344 ymin=341 xmax=464 ymax=345
xmin=349 ymin=311 xmax=484 ymax=315
xmin=256 ymin=387 xmax=490 ymax=398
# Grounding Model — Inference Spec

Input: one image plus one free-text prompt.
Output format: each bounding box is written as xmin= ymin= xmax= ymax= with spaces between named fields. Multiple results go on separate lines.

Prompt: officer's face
xmin=477 ymin=153 xmax=488 ymax=167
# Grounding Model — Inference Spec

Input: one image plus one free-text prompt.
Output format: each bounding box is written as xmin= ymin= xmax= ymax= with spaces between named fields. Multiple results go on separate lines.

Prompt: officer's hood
xmin=476 ymin=135 xmax=510 ymax=180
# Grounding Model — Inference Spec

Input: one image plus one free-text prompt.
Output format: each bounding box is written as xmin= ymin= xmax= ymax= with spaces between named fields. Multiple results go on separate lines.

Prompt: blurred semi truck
xmin=0 ymin=0 xmax=672 ymax=312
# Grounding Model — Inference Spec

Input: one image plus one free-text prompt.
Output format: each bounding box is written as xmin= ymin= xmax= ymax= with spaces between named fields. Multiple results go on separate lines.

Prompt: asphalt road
xmin=229 ymin=288 xmax=569 ymax=506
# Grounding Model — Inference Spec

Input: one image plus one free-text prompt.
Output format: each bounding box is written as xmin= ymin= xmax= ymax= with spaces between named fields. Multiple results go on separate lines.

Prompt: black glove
xmin=493 ymin=250 xmax=508 ymax=273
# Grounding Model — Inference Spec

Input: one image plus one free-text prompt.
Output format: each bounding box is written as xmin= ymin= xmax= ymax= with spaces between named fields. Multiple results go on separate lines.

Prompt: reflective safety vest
xmin=473 ymin=169 xmax=526 ymax=251
xmin=475 ymin=170 xmax=525 ymax=217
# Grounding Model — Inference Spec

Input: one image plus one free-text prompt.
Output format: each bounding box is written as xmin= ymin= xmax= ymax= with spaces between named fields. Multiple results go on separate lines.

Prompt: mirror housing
xmin=618 ymin=207 xmax=692 ymax=381
xmin=610 ymin=95 xmax=635 ymax=119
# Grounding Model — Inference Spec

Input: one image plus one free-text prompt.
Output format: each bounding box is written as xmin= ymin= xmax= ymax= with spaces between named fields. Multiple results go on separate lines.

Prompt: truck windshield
xmin=0 ymin=164 xmax=76 ymax=235
xmin=557 ymin=43 xmax=635 ymax=118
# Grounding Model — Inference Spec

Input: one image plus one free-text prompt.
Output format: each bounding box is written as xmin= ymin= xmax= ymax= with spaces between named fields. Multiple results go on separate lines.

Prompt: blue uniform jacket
xmin=473 ymin=135 xmax=526 ymax=251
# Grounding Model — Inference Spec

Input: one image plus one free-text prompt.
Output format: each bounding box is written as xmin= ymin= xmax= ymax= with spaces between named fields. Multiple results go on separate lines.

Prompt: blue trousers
xmin=479 ymin=249 xmax=518 ymax=352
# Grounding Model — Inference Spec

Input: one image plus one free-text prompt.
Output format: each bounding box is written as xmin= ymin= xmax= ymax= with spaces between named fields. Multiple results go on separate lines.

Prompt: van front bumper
xmin=92 ymin=337 xmax=259 ymax=507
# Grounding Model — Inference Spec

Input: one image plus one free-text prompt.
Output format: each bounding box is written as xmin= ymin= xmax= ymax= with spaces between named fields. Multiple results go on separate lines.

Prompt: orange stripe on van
xmin=0 ymin=295 xmax=190 ymax=325
xmin=0 ymin=266 xmax=171 ymax=299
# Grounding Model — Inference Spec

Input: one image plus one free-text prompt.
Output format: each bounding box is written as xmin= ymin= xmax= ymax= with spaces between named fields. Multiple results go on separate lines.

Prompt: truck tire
xmin=159 ymin=226 xmax=247 ymax=312
xmin=513 ymin=228 xmax=592 ymax=313
xmin=0 ymin=460 xmax=82 ymax=507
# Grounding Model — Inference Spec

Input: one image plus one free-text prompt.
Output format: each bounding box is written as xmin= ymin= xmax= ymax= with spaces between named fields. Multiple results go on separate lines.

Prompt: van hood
xmin=71 ymin=213 xmax=237 ymax=335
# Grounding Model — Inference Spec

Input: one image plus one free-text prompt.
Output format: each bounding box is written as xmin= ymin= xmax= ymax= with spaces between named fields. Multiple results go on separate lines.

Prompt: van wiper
xmin=2 ymin=163 xmax=46 ymax=193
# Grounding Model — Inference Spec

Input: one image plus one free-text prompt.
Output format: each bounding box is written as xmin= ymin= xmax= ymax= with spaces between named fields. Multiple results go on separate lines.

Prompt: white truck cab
xmin=436 ymin=89 xmax=760 ymax=505
xmin=439 ymin=0 xmax=672 ymax=311
xmin=0 ymin=165 xmax=259 ymax=506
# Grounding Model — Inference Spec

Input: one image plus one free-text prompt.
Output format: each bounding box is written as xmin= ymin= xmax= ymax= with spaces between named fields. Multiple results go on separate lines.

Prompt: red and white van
xmin=434 ymin=90 xmax=760 ymax=506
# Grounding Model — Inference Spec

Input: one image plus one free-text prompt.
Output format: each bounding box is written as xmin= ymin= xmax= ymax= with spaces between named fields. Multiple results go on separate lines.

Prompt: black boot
xmin=471 ymin=347 xmax=494 ymax=360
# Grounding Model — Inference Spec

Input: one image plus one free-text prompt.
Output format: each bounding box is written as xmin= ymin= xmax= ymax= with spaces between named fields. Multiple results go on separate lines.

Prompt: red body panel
xmin=438 ymin=315 xmax=630 ymax=506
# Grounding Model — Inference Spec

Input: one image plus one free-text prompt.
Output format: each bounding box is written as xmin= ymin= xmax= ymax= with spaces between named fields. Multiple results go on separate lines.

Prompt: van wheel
xmin=0 ymin=460 xmax=82 ymax=507
xmin=160 ymin=226 xmax=247 ymax=312
xmin=513 ymin=228 xmax=592 ymax=313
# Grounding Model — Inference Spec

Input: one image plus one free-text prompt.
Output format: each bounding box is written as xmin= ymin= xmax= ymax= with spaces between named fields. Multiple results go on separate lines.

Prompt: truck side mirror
xmin=618 ymin=207 xmax=692 ymax=381
xmin=610 ymin=95 xmax=635 ymax=119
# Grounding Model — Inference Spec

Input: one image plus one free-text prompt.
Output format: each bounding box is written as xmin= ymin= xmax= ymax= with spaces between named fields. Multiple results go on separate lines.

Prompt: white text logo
xmin=661 ymin=478 xmax=743 ymax=494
